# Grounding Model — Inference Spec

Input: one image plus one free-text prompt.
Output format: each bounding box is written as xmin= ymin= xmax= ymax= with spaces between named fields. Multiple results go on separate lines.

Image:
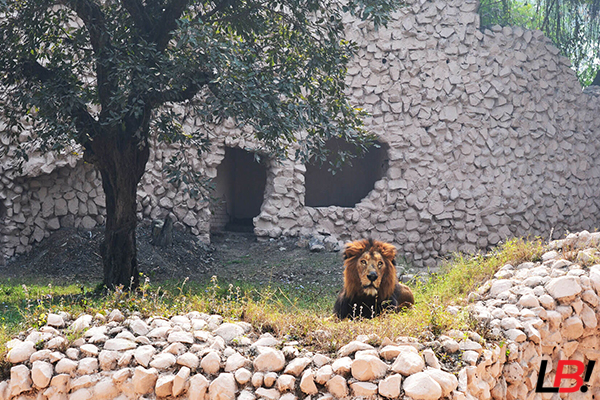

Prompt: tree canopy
xmin=0 ymin=0 xmax=401 ymax=288
xmin=479 ymin=0 xmax=600 ymax=86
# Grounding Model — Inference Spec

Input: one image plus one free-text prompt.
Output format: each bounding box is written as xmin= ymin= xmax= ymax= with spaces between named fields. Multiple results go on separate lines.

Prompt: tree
xmin=0 ymin=0 xmax=401 ymax=289
xmin=478 ymin=0 xmax=600 ymax=86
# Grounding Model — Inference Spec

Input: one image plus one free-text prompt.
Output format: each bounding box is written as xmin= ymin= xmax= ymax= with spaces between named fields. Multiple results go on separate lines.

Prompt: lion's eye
xmin=377 ymin=262 xmax=383 ymax=268
xmin=361 ymin=260 xmax=367 ymax=265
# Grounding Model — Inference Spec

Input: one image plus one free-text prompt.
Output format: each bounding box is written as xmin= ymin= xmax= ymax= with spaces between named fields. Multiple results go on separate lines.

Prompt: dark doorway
xmin=304 ymin=139 xmax=389 ymax=207
xmin=210 ymin=147 xmax=267 ymax=232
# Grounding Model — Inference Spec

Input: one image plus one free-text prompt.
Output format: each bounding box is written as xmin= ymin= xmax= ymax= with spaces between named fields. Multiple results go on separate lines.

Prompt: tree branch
xmin=152 ymin=0 xmax=190 ymax=51
xmin=57 ymin=0 xmax=117 ymax=107
xmin=145 ymin=82 xmax=203 ymax=107
xmin=121 ymin=0 xmax=154 ymax=35
xmin=20 ymin=59 xmax=100 ymax=142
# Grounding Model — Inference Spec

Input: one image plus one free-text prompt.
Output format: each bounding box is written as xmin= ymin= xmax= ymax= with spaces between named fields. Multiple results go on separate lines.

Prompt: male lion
xmin=334 ymin=239 xmax=414 ymax=319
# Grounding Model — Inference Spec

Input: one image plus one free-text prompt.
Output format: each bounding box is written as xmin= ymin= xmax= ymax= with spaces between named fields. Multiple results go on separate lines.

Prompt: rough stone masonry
xmin=1 ymin=0 xmax=600 ymax=267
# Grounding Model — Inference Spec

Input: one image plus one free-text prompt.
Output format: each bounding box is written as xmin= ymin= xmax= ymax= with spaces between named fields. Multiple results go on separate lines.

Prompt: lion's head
xmin=343 ymin=239 xmax=397 ymax=300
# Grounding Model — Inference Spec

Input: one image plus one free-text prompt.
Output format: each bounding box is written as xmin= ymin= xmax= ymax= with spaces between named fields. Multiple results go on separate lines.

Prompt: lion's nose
xmin=367 ymin=271 xmax=378 ymax=282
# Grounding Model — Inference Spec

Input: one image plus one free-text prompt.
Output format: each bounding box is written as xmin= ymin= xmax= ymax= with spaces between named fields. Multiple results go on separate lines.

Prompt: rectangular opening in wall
xmin=209 ymin=147 xmax=267 ymax=233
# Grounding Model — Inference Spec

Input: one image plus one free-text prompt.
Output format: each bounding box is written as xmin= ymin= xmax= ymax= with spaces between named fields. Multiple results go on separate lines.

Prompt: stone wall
xmin=2 ymin=0 xmax=600 ymax=267
xmin=2 ymin=230 xmax=600 ymax=400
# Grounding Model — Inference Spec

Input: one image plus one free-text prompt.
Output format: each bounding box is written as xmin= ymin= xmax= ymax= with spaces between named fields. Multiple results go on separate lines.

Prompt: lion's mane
xmin=333 ymin=239 xmax=414 ymax=319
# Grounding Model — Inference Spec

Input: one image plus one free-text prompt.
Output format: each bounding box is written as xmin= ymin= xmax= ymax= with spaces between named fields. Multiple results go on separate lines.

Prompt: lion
xmin=334 ymin=239 xmax=414 ymax=319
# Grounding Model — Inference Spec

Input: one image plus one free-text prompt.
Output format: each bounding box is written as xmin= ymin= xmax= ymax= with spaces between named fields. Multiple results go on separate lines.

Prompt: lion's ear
xmin=378 ymin=242 xmax=397 ymax=263
xmin=343 ymin=240 xmax=366 ymax=260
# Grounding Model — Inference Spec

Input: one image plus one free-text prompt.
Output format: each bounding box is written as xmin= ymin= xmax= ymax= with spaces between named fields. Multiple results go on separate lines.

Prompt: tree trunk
xmin=89 ymin=135 xmax=149 ymax=290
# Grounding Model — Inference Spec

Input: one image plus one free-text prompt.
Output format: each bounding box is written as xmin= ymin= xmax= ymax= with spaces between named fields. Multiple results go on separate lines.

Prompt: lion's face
xmin=343 ymin=239 xmax=397 ymax=300
xmin=356 ymin=251 xmax=386 ymax=297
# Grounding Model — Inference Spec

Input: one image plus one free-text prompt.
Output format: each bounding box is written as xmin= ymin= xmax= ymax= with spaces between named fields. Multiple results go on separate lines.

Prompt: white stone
xmin=189 ymin=373 xmax=210 ymax=400
xmin=581 ymin=303 xmax=598 ymax=328
xmin=351 ymin=381 xmax=378 ymax=397
xmin=276 ymin=374 xmax=296 ymax=392
xmin=134 ymin=345 xmax=156 ymax=367
xmin=31 ymin=360 xmax=53 ymax=389
xmin=132 ymin=366 xmax=159 ymax=394
xmin=300 ymin=369 xmax=318 ymax=395
xmin=338 ymin=340 xmax=374 ymax=357
xmin=379 ymin=374 xmax=402 ymax=399
xmin=168 ymin=330 xmax=194 ymax=344
xmin=104 ymin=338 xmax=137 ymax=351
xmin=70 ymin=388 xmax=93 ymax=400
xmin=313 ymin=353 xmax=331 ymax=367
xmin=129 ymin=319 xmax=150 ymax=336
xmin=562 ymin=316 xmax=584 ymax=340
xmin=155 ymin=375 xmax=175 ymax=397
xmin=283 ymin=357 xmax=311 ymax=376
xmin=55 ymin=357 xmax=78 ymax=375
xmin=264 ymin=372 xmax=277 ymax=387
xmin=326 ymin=375 xmax=348 ymax=398
xmin=112 ymin=368 xmax=131 ymax=384
xmin=546 ymin=276 xmax=582 ymax=301
xmin=424 ymin=368 xmax=459 ymax=397
xmin=10 ymin=365 xmax=32 ymax=396
xmin=201 ymin=351 xmax=222 ymax=375
xmin=173 ymin=366 xmax=191 ymax=396
xmin=403 ymin=372 xmax=442 ymax=400
xmin=7 ymin=340 xmax=36 ymax=363
xmin=108 ymin=309 xmax=125 ymax=322
xmin=150 ymin=352 xmax=177 ymax=370
xmin=255 ymin=388 xmax=280 ymax=400
xmin=380 ymin=345 xmax=415 ymax=361
xmin=46 ymin=313 xmax=65 ymax=327
xmin=208 ymin=373 xmax=236 ymax=400
xmin=351 ymin=355 xmax=388 ymax=381
xmin=423 ymin=348 xmax=441 ymax=369
xmin=518 ymin=294 xmax=540 ymax=308
xmin=213 ymin=323 xmax=246 ymax=343
xmin=177 ymin=352 xmax=200 ymax=369
xmin=315 ymin=365 xmax=334 ymax=385
xmin=93 ymin=378 xmax=119 ymax=400
xmin=224 ymin=352 xmax=250 ymax=372
xmin=503 ymin=362 xmax=524 ymax=384
xmin=391 ymin=351 xmax=425 ymax=375
xmin=490 ymin=280 xmax=513 ymax=297
xmin=505 ymin=329 xmax=526 ymax=342
xmin=98 ymin=350 xmax=120 ymax=371
xmin=442 ymin=339 xmax=460 ymax=353
xmin=331 ymin=356 xmax=352 ymax=376
xmin=238 ymin=389 xmax=257 ymax=400
xmin=253 ymin=346 xmax=286 ymax=372
xmin=77 ymin=357 xmax=99 ymax=374
xmin=252 ymin=372 xmax=264 ymax=388
xmin=235 ymin=367 xmax=252 ymax=385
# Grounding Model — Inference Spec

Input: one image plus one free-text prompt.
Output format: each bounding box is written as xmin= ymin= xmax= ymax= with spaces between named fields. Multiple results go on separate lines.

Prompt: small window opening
xmin=304 ymin=139 xmax=389 ymax=207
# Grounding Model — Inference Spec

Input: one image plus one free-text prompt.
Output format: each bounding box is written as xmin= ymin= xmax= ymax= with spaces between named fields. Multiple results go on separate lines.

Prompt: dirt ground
xmin=0 ymin=222 xmax=343 ymax=293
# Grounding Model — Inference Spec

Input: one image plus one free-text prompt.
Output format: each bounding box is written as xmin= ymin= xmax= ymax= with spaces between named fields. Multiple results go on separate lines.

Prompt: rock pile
xmin=470 ymin=230 xmax=600 ymax=399
xmin=1 ymin=308 xmax=469 ymax=400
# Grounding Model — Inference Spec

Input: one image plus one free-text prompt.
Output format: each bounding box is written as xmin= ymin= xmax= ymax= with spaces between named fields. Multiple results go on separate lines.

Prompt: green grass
xmin=0 ymin=236 xmax=546 ymax=363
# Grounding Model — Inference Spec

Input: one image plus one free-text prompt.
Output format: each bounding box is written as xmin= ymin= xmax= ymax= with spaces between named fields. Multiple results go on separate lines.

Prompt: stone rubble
xmin=2 ymin=230 xmax=600 ymax=399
